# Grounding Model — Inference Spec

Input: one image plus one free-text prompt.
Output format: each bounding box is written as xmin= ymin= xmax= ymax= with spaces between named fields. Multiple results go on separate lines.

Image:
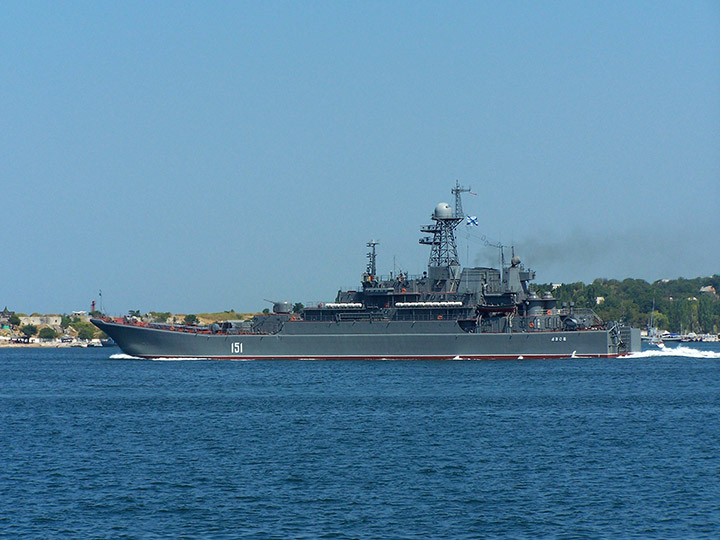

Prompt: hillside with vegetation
xmin=533 ymin=275 xmax=720 ymax=333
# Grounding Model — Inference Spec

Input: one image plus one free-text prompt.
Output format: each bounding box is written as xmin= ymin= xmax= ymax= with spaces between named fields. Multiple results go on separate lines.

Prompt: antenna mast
xmin=452 ymin=179 xmax=471 ymax=220
xmin=366 ymin=240 xmax=379 ymax=278
xmin=419 ymin=181 xmax=469 ymax=268
xmin=420 ymin=211 xmax=462 ymax=268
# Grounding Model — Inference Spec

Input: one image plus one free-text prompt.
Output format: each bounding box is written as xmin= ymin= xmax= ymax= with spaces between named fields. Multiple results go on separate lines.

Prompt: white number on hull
xmin=231 ymin=342 xmax=243 ymax=354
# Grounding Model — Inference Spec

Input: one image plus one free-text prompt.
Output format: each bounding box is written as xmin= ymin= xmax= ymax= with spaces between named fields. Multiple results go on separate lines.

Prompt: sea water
xmin=1 ymin=345 xmax=719 ymax=539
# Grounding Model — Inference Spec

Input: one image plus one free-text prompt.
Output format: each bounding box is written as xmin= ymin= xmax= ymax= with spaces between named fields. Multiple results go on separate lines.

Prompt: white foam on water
xmin=109 ymin=353 xmax=217 ymax=361
xmin=109 ymin=353 xmax=142 ymax=360
xmin=625 ymin=345 xmax=720 ymax=360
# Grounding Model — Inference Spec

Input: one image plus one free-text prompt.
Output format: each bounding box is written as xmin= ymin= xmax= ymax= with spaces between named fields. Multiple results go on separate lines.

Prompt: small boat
xmin=644 ymin=300 xmax=664 ymax=348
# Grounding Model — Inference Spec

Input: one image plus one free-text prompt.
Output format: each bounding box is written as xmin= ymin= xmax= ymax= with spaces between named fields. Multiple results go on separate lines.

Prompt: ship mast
xmin=366 ymin=239 xmax=379 ymax=278
xmin=420 ymin=210 xmax=462 ymax=268
xmin=452 ymin=179 xmax=471 ymax=221
xmin=419 ymin=183 xmax=469 ymax=290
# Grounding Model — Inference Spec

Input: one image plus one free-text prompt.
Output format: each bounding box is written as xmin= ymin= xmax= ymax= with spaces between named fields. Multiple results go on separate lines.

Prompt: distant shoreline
xmin=0 ymin=337 xmax=109 ymax=349
xmin=0 ymin=342 xmax=91 ymax=348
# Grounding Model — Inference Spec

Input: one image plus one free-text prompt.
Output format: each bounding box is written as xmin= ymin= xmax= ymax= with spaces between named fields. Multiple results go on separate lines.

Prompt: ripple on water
xmin=1 ymin=346 xmax=719 ymax=538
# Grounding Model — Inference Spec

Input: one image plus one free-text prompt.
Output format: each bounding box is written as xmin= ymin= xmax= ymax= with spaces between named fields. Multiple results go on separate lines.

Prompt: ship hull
xmin=92 ymin=319 xmax=640 ymax=359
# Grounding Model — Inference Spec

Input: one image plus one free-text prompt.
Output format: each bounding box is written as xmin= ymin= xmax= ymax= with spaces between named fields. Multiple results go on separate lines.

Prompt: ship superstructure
xmin=302 ymin=181 xmax=603 ymax=336
xmin=92 ymin=182 xmax=639 ymax=359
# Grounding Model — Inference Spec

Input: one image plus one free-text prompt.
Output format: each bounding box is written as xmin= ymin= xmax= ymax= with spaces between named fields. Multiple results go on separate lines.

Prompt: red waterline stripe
xmin=138 ymin=353 xmax=621 ymax=360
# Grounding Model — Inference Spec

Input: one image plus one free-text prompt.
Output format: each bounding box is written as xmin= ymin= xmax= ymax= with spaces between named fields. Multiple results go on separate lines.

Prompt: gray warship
xmin=92 ymin=183 xmax=640 ymax=359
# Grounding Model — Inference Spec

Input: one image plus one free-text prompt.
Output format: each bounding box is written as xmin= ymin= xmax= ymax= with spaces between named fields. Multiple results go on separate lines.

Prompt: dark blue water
xmin=2 ymin=346 xmax=719 ymax=539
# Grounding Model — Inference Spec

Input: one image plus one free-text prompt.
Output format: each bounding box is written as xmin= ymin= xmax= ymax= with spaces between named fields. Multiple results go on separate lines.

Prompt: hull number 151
xmin=231 ymin=342 xmax=243 ymax=354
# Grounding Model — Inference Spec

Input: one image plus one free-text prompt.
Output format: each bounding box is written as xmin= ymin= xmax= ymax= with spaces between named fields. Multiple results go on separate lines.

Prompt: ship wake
xmin=109 ymin=353 xmax=223 ymax=361
xmin=626 ymin=346 xmax=720 ymax=360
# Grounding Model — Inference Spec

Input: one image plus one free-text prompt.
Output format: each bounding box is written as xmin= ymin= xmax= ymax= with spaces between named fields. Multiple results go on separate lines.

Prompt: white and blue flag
xmin=466 ymin=215 xmax=478 ymax=227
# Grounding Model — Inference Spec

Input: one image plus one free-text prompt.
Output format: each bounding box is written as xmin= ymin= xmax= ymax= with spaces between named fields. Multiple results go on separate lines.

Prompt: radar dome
xmin=434 ymin=202 xmax=453 ymax=219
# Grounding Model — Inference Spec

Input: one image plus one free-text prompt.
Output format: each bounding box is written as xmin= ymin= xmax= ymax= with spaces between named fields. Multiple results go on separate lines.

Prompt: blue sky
xmin=2 ymin=1 xmax=719 ymax=315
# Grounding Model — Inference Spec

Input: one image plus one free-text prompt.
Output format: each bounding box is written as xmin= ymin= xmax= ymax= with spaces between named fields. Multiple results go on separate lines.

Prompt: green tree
xmin=292 ymin=303 xmax=304 ymax=314
xmin=38 ymin=327 xmax=58 ymax=340
xmin=70 ymin=321 xmax=97 ymax=339
xmin=534 ymin=275 xmax=720 ymax=333
xmin=20 ymin=324 xmax=38 ymax=337
xmin=668 ymin=300 xmax=693 ymax=333
xmin=77 ymin=327 xmax=96 ymax=340
xmin=697 ymin=296 xmax=719 ymax=334
xmin=184 ymin=314 xmax=199 ymax=325
xmin=653 ymin=311 xmax=669 ymax=330
xmin=150 ymin=311 xmax=172 ymax=323
xmin=8 ymin=314 xmax=20 ymax=327
xmin=128 ymin=310 xmax=141 ymax=318
xmin=60 ymin=315 xmax=71 ymax=329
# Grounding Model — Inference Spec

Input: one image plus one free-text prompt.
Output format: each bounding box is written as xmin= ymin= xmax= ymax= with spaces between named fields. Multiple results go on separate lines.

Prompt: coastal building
xmin=19 ymin=315 xmax=62 ymax=327
xmin=700 ymin=285 xmax=717 ymax=297
xmin=71 ymin=310 xmax=91 ymax=322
